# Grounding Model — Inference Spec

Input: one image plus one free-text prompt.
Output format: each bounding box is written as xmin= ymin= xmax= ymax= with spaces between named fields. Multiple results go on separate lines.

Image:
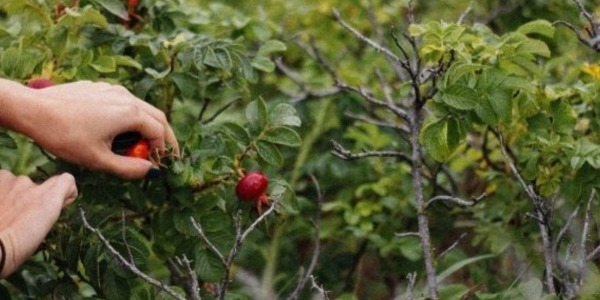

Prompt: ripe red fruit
xmin=126 ymin=139 xmax=150 ymax=159
xmin=236 ymin=171 xmax=269 ymax=201
xmin=27 ymin=78 xmax=54 ymax=89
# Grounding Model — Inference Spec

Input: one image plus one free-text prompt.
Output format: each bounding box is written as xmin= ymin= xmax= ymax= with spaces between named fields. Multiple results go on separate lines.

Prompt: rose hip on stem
xmin=236 ymin=171 xmax=270 ymax=215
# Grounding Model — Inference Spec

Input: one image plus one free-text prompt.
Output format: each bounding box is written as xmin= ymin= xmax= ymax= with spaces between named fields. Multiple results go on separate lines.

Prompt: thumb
xmin=42 ymin=173 xmax=78 ymax=208
xmin=101 ymin=154 xmax=156 ymax=179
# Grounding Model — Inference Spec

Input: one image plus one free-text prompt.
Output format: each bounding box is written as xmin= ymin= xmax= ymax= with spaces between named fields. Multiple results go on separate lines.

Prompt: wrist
xmin=0 ymin=78 xmax=44 ymax=139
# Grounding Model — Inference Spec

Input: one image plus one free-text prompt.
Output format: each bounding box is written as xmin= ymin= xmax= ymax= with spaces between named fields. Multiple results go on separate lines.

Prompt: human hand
xmin=25 ymin=81 xmax=179 ymax=179
xmin=0 ymin=171 xmax=78 ymax=278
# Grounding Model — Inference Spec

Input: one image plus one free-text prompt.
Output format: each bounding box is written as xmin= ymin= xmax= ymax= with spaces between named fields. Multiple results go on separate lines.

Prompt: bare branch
xmin=458 ymin=4 xmax=473 ymax=24
xmin=288 ymin=174 xmax=324 ymax=300
xmin=310 ymin=275 xmax=330 ymax=300
xmin=79 ymin=207 xmax=186 ymax=300
xmin=425 ymin=193 xmax=486 ymax=209
xmin=331 ymin=139 xmax=411 ymax=163
xmin=395 ymin=232 xmax=420 ymax=238
xmin=191 ymin=217 xmax=227 ymax=267
xmin=176 ymin=255 xmax=201 ymax=300
xmin=404 ymin=272 xmax=417 ymax=300
xmin=332 ymin=8 xmax=401 ymax=63
xmin=335 ymin=82 xmax=410 ymax=120
xmin=554 ymin=203 xmax=581 ymax=256
xmin=344 ymin=111 xmax=410 ymax=134
xmin=579 ymin=190 xmax=596 ymax=284
xmin=438 ymin=233 xmax=468 ymax=260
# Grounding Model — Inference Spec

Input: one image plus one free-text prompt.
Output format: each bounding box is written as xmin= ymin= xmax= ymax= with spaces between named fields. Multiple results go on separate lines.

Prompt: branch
xmin=331 ymin=139 xmax=411 ymax=163
xmin=579 ymin=190 xmax=596 ymax=284
xmin=425 ymin=193 xmax=486 ymax=209
xmin=79 ymin=207 xmax=186 ymax=300
xmin=332 ymin=8 xmax=401 ymax=64
xmin=191 ymin=217 xmax=227 ymax=267
xmin=438 ymin=233 xmax=468 ymax=260
xmin=395 ymin=232 xmax=420 ymax=238
xmin=310 ymin=275 xmax=330 ymax=300
xmin=287 ymin=174 xmax=324 ymax=300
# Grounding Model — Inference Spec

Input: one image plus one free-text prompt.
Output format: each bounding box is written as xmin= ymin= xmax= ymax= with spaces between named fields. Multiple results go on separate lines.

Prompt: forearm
xmin=0 ymin=78 xmax=42 ymax=138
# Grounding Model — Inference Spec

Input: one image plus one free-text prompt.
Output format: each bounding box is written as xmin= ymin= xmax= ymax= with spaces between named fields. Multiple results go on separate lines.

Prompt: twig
xmin=79 ymin=207 xmax=186 ymax=300
xmin=201 ymin=99 xmax=239 ymax=124
xmin=344 ymin=111 xmax=410 ymax=134
xmin=332 ymin=8 xmax=401 ymax=64
xmin=553 ymin=203 xmax=581 ymax=256
xmin=579 ymin=190 xmax=596 ymax=284
xmin=191 ymin=217 xmax=227 ymax=266
xmin=425 ymin=193 xmax=486 ymax=209
xmin=176 ymin=255 xmax=201 ymax=300
xmin=404 ymin=272 xmax=417 ymax=300
xmin=496 ymin=132 xmax=556 ymax=294
xmin=310 ymin=275 xmax=329 ymax=300
xmin=458 ymin=3 xmax=473 ymax=24
xmin=287 ymin=174 xmax=324 ymax=300
xmin=331 ymin=139 xmax=411 ymax=163
xmin=438 ymin=233 xmax=468 ymax=260
xmin=395 ymin=232 xmax=420 ymax=238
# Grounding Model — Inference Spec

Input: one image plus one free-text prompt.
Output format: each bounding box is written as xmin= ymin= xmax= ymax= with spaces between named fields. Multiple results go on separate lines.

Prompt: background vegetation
xmin=1 ymin=0 xmax=600 ymax=299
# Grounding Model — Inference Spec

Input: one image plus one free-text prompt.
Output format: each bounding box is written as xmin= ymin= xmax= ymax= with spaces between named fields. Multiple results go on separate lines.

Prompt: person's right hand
xmin=24 ymin=81 xmax=179 ymax=179
xmin=0 ymin=170 xmax=78 ymax=278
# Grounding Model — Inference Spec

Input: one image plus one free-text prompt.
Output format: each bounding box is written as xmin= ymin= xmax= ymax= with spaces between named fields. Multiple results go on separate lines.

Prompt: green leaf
xmin=517 ymin=20 xmax=555 ymax=38
xmin=256 ymin=140 xmax=283 ymax=166
xmin=269 ymin=103 xmax=302 ymax=127
xmin=445 ymin=63 xmax=487 ymax=85
xmin=516 ymin=278 xmax=543 ymax=300
xmin=517 ymin=39 xmax=551 ymax=57
xmin=420 ymin=119 xmax=450 ymax=162
xmin=90 ymin=56 xmax=116 ymax=73
xmin=488 ymin=90 xmax=512 ymax=123
xmin=262 ymin=126 xmax=302 ymax=147
xmin=195 ymin=250 xmax=224 ymax=282
xmin=257 ymin=40 xmax=287 ymax=56
xmin=251 ymin=56 xmax=275 ymax=72
xmin=0 ymin=131 xmax=16 ymax=149
xmin=113 ymin=55 xmax=143 ymax=70
xmin=173 ymin=211 xmax=198 ymax=236
xmin=245 ymin=98 xmax=268 ymax=128
xmin=441 ymin=84 xmax=479 ymax=110
xmin=223 ymin=122 xmax=251 ymax=145
xmin=145 ymin=67 xmax=171 ymax=79
xmin=475 ymin=99 xmax=498 ymax=126
xmin=551 ymin=100 xmax=576 ymax=134
xmin=437 ymin=254 xmax=495 ymax=283
xmin=92 ymin=0 xmax=128 ymax=20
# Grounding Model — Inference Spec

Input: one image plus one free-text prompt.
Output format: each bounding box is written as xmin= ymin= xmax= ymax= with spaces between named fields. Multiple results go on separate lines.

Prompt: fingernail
xmin=146 ymin=167 xmax=162 ymax=179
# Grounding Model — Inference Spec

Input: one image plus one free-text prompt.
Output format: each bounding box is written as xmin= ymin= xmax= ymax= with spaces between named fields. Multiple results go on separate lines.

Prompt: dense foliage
xmin=2 ymin=0 xmax=600 ymax=299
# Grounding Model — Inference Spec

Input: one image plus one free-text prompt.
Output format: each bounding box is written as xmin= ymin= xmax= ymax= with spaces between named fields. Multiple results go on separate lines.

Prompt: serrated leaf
xmin=517 ymin=39 xmax=551 ymax=57
xmin=92 ymin=0 xmax=128 ymax=20
xmin=442 ymin=84 xmax=478 ymax=110
xmin=257 ymin=40 xmax=287 ymax=56
xmin=445 ymin=63 xmax=487 ymax=85
xmin=517 ymin=278 xmax=543 ymax=300
xmin=420 ymin=119 xmax=449 ymax=162
xmin=195 ymin=250 xmax=224 ymax=282
xmin=251 ymin=56 xmax=275 ymax=72
xmin=173 ymin=211 xmax=198 ymax=236
xmin=262 ymin=126 xmax=302 ymax=147
xmin=517 ymin=20 xmax=555 ymax=38
xmin=475 ymin=99 xmax=499 ymax=126
xmin=269 ymin=103 xmax=301 ymax=127
xmin=213 ymin=48 xmax=233 ymax=70
xmin=223 ymin=122 xmax=251 ymax=145
xmin=256 ymin=140 xmax=283 ymax=166
xmin=551 ymin=99 xmax=576 ymax=134
xmin=245 ymin=98 xmax=268 ymax=128
xmin=0 ymin=131 xmax=16 ymax=149
xmin=90 ymin=56 xmax=116 ymax=73
xmin=488 ymin=90 xmax=512 ymax=122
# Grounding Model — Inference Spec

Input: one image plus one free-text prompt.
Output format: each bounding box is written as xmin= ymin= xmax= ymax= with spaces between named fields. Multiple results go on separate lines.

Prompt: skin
xmin=0 ymin=78 xmax=179 ymax=278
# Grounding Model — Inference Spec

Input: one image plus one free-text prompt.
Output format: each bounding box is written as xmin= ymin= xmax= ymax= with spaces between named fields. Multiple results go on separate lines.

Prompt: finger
xmin=136 ymin=101 xmax=180 ymax=155
xmin=41 ymin=173 xmax=78 ymax=208
xmin=129 ymin=111 xmax=166 ymax=151
xmin=98 ymin=153 xmax=155 ymax=179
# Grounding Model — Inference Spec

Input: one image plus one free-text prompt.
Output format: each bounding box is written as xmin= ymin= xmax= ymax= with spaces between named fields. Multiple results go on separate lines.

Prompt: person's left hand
xmin=0 ymin=171 xmax=78 ymax=277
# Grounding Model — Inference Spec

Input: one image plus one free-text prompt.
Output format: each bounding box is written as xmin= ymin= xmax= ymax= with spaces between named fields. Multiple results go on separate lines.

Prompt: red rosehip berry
xmin=27 ymin=78 xmax=54 ymax=89
xmin=126 ymin=139 xmax=150 ymax=159
xmin=236 ymin=171 xmax=269 ymax=202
